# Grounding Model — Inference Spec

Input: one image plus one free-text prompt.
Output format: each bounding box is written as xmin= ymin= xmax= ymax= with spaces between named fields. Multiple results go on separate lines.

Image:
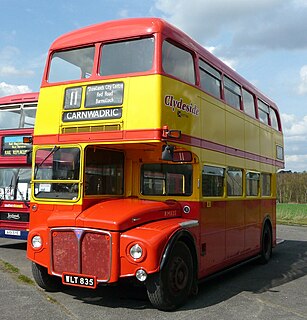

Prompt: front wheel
xmin=259 ymin=223 xmax=272 ymax=264
xmin=146 ymin=241 xmax=194 ymax=311
xmin=32 ymin=262 xmax=62 ymax=292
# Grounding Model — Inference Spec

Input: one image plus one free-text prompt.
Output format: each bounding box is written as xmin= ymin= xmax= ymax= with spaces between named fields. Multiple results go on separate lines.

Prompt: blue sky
xmin=1 ymin=0 xmax=307 ymax=172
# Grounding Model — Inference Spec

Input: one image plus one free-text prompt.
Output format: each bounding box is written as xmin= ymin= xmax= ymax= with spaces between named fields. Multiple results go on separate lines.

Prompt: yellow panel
xmin=201 ymin=95 xmax=226 ymax=146
xmin=244 ymin=116 xmax=260 ymax=155
xmin=225 ymin=107 xmax=245 ymax=150
xmin=125 ymin=76 xmax=162 ymax=130
xmin=245 ymin=159 xmax=260 ymax=172
xmin=160 ymin=76 xmax=201 ymax=138
xmin=260 ymin=125 xmax=273 ymax=159
xmin=35 ymin=86 xmax=64 ymax=135
xmin=202 ymin=149 xmax=226 ymax=167
xmin=226 ymin=154 xmax=245 ymax=169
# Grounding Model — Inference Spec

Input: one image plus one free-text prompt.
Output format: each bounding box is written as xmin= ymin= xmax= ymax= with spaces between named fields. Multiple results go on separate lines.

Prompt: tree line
xmin=277 ymin=171 xmax=307 ymax=203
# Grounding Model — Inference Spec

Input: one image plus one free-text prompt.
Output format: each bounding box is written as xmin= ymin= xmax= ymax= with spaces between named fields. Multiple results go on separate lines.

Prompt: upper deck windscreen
xmin=0 ymin=104 xmax=36 ymax=129
xmin=47 ymin=37 xmax=154 ymax=83
xmin=48 ymin=47 xmax=95 ymax=83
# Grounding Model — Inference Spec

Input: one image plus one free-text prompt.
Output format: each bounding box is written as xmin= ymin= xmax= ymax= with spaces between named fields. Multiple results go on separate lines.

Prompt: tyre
xmin=32 ymin=262 xmax=62 ymax=292
xmin=259 ymin=223 xmax=272 ymax=264
xmin=146 ymin=241 xmax=193 ymax=311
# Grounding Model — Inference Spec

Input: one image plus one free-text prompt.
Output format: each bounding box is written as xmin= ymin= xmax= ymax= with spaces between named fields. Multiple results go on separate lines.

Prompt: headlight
xmin=136 ymin=269 xmax=147 ymax=282
xmin=129 ymin=243 xmax=143 ymax=259
xmin=31 ymin=235 xmax=42 ymax=249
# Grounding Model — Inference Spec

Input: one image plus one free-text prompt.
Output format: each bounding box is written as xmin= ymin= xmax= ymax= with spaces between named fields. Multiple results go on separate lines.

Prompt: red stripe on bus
xmin=33 ymin=129 xmax=284 ymax=167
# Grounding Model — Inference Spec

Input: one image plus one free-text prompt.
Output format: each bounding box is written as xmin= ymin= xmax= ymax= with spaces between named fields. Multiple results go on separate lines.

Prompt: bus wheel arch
xmin=259 ymin=218 xmax=273 ymax=264
xmin=146 ymin=230 xmax=198 ymax=310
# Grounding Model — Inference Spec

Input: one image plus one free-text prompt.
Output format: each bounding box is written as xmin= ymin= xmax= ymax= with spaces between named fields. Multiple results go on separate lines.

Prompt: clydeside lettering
xmin=164 ymin=95 xmax=200 ymax=116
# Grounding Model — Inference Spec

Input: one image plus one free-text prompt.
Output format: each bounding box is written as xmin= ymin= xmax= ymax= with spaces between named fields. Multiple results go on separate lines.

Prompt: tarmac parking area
xmin=0 ymin=224 xmax=306 ymax=320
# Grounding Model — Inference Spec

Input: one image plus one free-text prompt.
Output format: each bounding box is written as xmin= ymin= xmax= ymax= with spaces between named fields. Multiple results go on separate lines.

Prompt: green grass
xmin=0 ymin=260 xmax=34 ymax=285
xmin=277 ymin=203 xmax=307 ymax=226
xmin=1 ymin=260 xmax=19 ymax=274
xmin=0 ymin=260 xmax=58 ymax=305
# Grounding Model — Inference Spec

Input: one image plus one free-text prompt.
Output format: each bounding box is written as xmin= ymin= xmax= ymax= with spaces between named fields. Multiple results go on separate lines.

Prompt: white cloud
xmin=281 ymin=113 xmax=307 ymax=171
xmin=0 ymin=46 xmax=19 ymax=61
xmin=282 ymin=114 xmax=307 ymax=137
xmin=155 ymin=0 xmax=281 ymax=38
xmin=0 ymin=46 xmax=35 ymax=78
xmin=298 ymin=65 xmax=307 ymax=95
xmin=285 ymin=155 xmax=307 ymax=172
xmin=293 ymin=0 xmax=307 ymax=8
xmin=0 ymin=82 xmax=32 ymax=97
xmin=0 ymin=65 xmax=34 ymax=77
xmin=154 ymin=0 xmax=307 ymax=56
xmin=205 ymin=46 xmax=237 ymax=70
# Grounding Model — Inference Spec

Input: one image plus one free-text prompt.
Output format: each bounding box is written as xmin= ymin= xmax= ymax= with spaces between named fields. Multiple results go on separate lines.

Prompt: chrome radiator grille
xmin=51 ymin=228 xmax=111 ymax=282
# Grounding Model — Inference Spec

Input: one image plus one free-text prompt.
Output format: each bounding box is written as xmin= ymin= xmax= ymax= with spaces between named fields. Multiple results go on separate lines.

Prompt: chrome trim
xmin=179 ymin=220 xmax=199 ymax=228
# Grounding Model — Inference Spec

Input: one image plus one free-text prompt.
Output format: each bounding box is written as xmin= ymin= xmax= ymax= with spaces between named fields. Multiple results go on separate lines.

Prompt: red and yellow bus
xmin=0 ymin=92 xmax=38 ymax=240
xmin=27 ymin=18 xmax=284 ymax=310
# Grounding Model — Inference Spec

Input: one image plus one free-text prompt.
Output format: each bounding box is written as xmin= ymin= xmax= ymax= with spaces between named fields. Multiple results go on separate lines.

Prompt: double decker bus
xmin=0 ymin=92 xmax=38 ymax=240
xmin=27 ymin=18 xmax=284 ymax=310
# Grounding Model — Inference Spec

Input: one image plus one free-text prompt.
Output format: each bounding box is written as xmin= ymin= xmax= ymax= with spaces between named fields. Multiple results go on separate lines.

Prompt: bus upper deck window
xmin=243 ymin=89 xmax=256 ymax=118
xmin=100 ymin=37 xmax=154 ymax=76
xmin=0 ymin=108 xmax=22 ymax=129
xmin=162 ymin=40 xmax=195 ymax=85
xmin=258 ymin=100 xmax=270 ymax=125
xmin=48 ymin=46 xmax=95 ymax=83
xmin=269 ymin=107 xmax=279 ymax=130
xmin=224 ymin=76 xmax=241 ymax=110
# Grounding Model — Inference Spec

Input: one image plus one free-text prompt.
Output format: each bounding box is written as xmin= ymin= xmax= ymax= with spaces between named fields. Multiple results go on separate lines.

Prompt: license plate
xmin=5 ymin=230 xmax=21 ymax=236
xmin=62 ymin=273 xmax=97 ymax=289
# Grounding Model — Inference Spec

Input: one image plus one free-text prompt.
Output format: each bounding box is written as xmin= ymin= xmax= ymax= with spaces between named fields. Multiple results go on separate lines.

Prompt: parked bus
xmin=27 ymin=18 xmax=284 ymax=310
xmin=0 ymin=92 xmax=38 ymax=240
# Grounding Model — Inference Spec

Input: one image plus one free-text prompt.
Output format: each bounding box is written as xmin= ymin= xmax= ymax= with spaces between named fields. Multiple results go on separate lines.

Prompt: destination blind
xmin=1 ymin=136 xmax=32 ymax=156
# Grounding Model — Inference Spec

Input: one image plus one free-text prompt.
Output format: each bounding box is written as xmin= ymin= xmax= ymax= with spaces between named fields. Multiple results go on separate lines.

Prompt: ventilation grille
xmin=62 ymin=124 xmax=121 ymax=134
xmin=51 ymin=228 xmax=111 ymax=282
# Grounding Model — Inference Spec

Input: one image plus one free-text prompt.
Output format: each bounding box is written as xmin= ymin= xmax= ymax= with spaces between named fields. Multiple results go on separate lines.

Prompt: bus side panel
xmin=160 ymin=76 xmax=201 ymax=139
xmin=261 ymin=198 xmax=276 ymax=245
xmin=225 ymin=107 xmax=245 ymax=153
xmin=244 ymin=199 xmax=261 ymax=252
xmin=244 ymin=116 xmax=260 ymax=162
xmin=225 ymin=200 xmax=245 ymax=259
xmin=199 ymin=200 xmax=226 ymax=275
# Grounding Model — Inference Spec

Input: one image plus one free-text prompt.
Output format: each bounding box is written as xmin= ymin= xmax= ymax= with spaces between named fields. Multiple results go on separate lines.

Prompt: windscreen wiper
xmin=34 ymin=146 xmax=60 ymax=178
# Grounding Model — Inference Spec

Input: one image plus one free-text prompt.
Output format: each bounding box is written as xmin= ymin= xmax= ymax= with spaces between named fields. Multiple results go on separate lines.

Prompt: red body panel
xmin=76 ymin=198 xmax=182 ymax=230
xmin=28 ymin=196 xmax=275 ymax=281
xmin=199 ymin=198 xmax=275 ymax=276
xmin=27 ymin=198 xmax=199 ymax=281
xmin=0 ymin=92 xmax=38 ymax=104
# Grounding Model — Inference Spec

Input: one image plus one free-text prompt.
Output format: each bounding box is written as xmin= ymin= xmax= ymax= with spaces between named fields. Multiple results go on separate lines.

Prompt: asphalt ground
xmin=0 ymin=224 xmax=306 ymax=320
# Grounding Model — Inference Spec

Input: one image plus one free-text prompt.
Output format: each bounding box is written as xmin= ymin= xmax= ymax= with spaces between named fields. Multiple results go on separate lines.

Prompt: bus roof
xmin=0 ymin=92 xmax=39 ymax=105
xmin=48 ymin=17 xmax=278 ymax=110
xmin=49 ymin=17 xmax=167 ymax=50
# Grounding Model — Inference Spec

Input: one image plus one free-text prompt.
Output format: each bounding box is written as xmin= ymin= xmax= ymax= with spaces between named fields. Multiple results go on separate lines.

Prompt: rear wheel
xmin=259 ymin=223 xmax=272 ymax=264
xmin=146 ymin=241 xmax=193 ymax=311
xmin=32 ymin=262 xmax=62 ymax=292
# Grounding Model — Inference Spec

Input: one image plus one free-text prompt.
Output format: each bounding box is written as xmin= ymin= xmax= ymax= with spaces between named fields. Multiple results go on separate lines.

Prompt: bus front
xmin=27 ymin=18 xmax=199 ymax=310
xmin=0 ymin=93 xmax=37 ymax=240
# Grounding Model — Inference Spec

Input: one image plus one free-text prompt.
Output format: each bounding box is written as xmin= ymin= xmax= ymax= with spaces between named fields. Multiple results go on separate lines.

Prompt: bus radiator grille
xmin=51 ymin=229 xmax=111 ymax=281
